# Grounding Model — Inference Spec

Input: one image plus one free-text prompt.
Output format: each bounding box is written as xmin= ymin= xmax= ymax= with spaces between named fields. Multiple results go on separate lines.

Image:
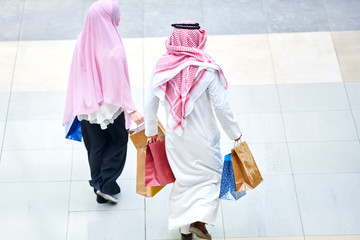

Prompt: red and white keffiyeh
xmin=152 ymin=21 xmax=227 ymax=135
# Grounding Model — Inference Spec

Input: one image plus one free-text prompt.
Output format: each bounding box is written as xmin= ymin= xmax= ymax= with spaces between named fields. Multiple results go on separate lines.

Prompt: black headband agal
xmin=171 ymin=23 xmax=200 ymax=30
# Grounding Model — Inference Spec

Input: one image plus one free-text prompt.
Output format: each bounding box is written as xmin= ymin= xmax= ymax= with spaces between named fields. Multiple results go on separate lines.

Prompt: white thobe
xmin=144 ymin=69 xmax=241 ymax=230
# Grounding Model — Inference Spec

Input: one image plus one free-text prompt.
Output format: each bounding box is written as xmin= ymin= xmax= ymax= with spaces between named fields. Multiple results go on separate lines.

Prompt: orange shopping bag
xmin=231 ymin=140 xmax=263 ymax=192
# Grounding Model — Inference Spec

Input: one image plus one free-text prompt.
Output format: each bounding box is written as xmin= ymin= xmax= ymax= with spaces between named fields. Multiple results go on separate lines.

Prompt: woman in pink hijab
xmin=63 ymin=0 xmax=143 ymax=204
xmin=145 ymin=21 xmax=241 ymax=240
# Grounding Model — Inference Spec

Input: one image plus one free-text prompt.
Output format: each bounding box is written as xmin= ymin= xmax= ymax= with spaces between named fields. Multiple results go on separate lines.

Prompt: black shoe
xmin=96 ymin=195 xmax=109 ymax=204
xmin=94 ymin=188 xmax=108 ymax=204
xmin=96 ymin=190 xmax=118 ymax=203
xmin=181 ymin=233 xmax=193 ymax=240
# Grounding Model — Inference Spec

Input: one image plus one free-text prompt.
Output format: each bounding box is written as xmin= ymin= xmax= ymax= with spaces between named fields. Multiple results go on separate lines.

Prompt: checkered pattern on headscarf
xmin=153 ymin=21 xmax=227 ymax=132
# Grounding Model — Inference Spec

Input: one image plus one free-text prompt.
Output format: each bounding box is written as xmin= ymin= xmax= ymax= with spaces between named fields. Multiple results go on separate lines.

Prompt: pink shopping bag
xmin=145 ymin=140 xmax=175 ymax=187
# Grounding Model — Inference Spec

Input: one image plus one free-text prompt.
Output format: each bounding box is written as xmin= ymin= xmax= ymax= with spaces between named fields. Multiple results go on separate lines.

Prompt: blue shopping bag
xmin=219 ymin=153 xmax=246 ymax=200
xmin=65 ymin=116 xmax=82 ymax=142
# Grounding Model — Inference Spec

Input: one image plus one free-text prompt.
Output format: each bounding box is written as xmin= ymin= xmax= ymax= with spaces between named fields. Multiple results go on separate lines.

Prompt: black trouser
xmin=80 ymin=112 xmax=128 ymax=195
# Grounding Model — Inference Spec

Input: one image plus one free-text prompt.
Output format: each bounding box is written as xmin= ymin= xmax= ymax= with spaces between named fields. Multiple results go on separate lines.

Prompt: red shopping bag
xmin=145 ymin=140 xmax=175 ymax=187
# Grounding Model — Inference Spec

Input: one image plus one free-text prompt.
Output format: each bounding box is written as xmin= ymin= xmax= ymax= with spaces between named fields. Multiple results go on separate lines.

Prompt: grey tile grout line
xmin=327 ymin=32 xmax=360 ymax=143
xmin=141 ymin=0 xmax=146 ymax=112
xmin=4 ymin=138 xmax=360 ymax=152
xmin=2 ymin=171 xmax=360 ymax=184
xmin=66 ymin=143 xmax=75 ymax=240
xmin=231 ymin=139 xmax=360 ymax=144
xmin=321 ymin=0 xmax=332 ymax=32
xmin=1 ymin=147 xmax=74 ymax=152
xmin=220 ymin=202 xmax=226 ymax=240
xmin=141 ymin=1 xmax=147 ymax=239
xmin=0 ymin=0 xmax=26 ymax=164
xmin=68 ymin=208 xmax=145 ymax=213
xmin=265 ymin=33 xmax=306 ymax=237
xmin=235 ymin=109 xmax=354 ymax=114
xmin=0 ymin=178 xmax=139 ymax=184
xmin=2 ymin=138 xmax=360 ymax=153
xmin=261 ymin=0 xmax=270 ymax=36
xmin=67 ymin=1 xmax=86 ymax=237
xmin=322 ymin=0 xmax=360 ymax=143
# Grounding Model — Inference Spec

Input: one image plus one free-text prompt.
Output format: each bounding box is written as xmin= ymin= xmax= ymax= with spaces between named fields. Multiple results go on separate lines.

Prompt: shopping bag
xmin=219 ymin=154 xmax=246 ymax=200
xmin=129 ymin=121 xmax=166 ymax=149
xmin=145 ymin=140 xmax=175 ymax=187
xmin=136 ymin=146 xmax=164 ymax=197
xmin=65 ymin=116 xmax=82 ymax=142
xmin=232 ymin=140 xmax=263 ymax=192
xmin=129 ymin=121 xmax=166 ymax=197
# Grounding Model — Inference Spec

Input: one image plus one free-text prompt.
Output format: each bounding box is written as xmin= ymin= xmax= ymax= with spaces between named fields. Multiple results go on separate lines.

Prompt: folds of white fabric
xmin=145 ymin=70 xmax=241 ymax=230
xmin=78 ymin=102 xmax=123 ymax=130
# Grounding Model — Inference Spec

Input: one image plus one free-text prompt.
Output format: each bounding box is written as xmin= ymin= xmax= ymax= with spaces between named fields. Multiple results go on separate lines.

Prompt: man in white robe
xmin=144 ymin=21 xmax=241 ymax=240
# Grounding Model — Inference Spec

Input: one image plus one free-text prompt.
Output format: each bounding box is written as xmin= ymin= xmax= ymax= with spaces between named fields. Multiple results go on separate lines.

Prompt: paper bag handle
xmin=234 ymin=139 xmax=243 ymax=148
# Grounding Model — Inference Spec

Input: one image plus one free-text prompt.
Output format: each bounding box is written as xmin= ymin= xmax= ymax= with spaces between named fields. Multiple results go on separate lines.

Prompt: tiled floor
xmin=0 ymin=0 xmax=360 ymax=240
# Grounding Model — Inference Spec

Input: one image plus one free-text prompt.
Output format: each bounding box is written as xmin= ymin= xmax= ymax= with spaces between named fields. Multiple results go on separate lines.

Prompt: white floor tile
xmin=69 ymin=179 xmax=143 ymax=212
xmin=345 ymin=82 xmax=360 ymax=110
xmin=71 ymin=148 xmax=90 ymax=181
xmin=73 ymin=139 xmax=85 ymax=149
xmin=228 ymin=85 xmax=281 ymax=114
xmin=122 ymin=38 xmax=144 ymax=89
xmin=0 ymin=149 xmax=72 ymax=182
xmin=222 ymin=175 xmax=303 ymax=238
xmin=8 ymin=91 xmax=65 ymax=120
xmin=0 ymin=92 xmax=9 ymax=120
xmin=234 ymin=113 xmax=286 ymax=143
xmin=143 ymin=37 xmax=168 ymax=88
xmin=305 ymin=235 xmax=360 ymax=240
xmin=12 ymin=40 xmax=75 ymax=92
xmin=283 ymin=111 xmax=358 ymax=142
xmin=250 ymin=143 xmax=292 ymax=175
xmin=278 ymin=83 xmax=349 ymax=112
xmin=67 ymin=209 xmax=145 ymax=240
xmin=295 ymin=173 xmax=360 ymax=235
xmin=207 ymin=34 xmax=276 ymax=85
xmin=3 ymin=119 xmax=73 ymax=150
xmin=0 ymin=182 xmax=70 ymax=240
xmin=131 ymin=87 xmax=145 ymax=114
xmin=353 ymin=110 xmax=360 ymax=138
xmin=120 ymin=143 xmax=137 ymax=179
xmin=0 ymin=41 xmax=17 ymax=92
xmin=331 ymin=31 xmax=360 ymax=57
xmin=288 ymin=141 xmax=360 ymax=174
xmin=338 ymin=56 xmax=360 ymax=82
xmin=0 ymin=120 xmax=5 ymax=148
xmin=268 ymin=32 xmax=343 ymax=84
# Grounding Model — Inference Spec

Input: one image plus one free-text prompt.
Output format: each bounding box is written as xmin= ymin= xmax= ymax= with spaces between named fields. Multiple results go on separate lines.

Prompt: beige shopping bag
xmin=129 ymin=121 xmax=166 ymax=197
xmin=231 ymin=140 xmax=263 ymax=192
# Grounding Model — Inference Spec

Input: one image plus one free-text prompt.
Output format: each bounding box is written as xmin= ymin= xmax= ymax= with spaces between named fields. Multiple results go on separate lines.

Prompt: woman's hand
xmin=130 ymin=111 xmax=144 ymax=125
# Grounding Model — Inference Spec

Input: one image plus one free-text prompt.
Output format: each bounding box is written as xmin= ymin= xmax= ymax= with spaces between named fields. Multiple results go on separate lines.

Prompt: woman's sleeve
xmin=144 ymin=76 xmax=160 ymax=137
xmin=207 ymin=71 xmax=241 ymax=140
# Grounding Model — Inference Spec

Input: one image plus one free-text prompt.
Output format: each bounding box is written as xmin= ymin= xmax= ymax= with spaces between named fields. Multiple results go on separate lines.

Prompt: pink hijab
xmin=63 ymin=0 xmax=136 ymax=129
xmin=153 ymin=21 xmax=227 ymax=133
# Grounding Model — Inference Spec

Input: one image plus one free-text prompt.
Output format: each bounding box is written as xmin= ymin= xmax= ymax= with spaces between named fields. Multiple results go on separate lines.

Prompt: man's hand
xmin=235 ymin=133 xmax=242 ymax=142
xmin=130 ymin=111 xmax=144 ymax=125
xmin=147 ymin=135 xmax=158 ymax=144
